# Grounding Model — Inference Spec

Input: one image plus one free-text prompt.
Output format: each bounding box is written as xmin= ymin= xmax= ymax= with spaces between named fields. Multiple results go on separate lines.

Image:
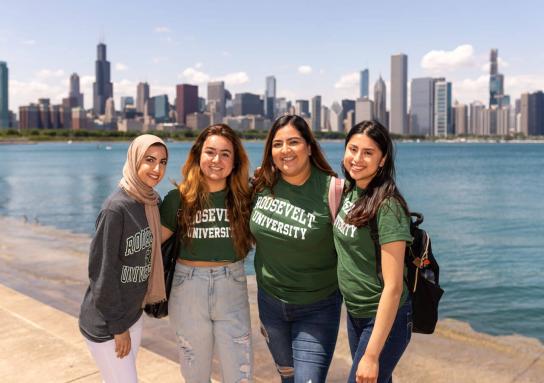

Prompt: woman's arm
xmin=356 ymin=240 xmax=406 ymax=383
xmin=161 ymin=225 xmax=174 ymax=243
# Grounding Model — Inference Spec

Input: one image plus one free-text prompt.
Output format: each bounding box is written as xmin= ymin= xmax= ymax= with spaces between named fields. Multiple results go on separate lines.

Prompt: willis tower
xmin=93 ymin=43 xmax=113 ymax=115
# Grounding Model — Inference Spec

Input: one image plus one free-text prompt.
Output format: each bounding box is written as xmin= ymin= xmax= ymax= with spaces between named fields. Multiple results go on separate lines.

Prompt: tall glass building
xmin=0 ymin=61 xmax=8 ymax=128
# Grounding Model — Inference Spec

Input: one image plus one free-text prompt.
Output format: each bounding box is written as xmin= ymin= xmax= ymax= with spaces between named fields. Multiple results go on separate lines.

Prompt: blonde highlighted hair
xmin=179 ymin=124 xmax=252 ymax=258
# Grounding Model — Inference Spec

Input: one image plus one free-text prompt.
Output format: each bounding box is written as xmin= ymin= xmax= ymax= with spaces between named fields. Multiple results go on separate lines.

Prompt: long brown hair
xmin=179 ymin=124 xmax=252 ymax=258
xmin=252 ymin=114 xmax=336 ymax=195
xmin=343 ymin=120 xmax=409 ymax=227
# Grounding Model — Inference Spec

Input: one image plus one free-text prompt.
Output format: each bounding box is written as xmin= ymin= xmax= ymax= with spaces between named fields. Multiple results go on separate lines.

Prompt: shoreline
xmin=1 ymin=215 xmax=543 ymax=382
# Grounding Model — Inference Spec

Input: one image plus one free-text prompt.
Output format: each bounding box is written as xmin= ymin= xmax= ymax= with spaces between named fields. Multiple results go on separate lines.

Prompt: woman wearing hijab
xmin=79 ymin=134 xmax=168 ymax=383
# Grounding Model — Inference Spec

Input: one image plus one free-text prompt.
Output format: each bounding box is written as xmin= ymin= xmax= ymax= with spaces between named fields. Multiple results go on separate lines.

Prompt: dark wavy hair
xmin=343 ymin=120 xmax=409 ymax=227
xmin=252 ymin=114 xmax=336 ymax=194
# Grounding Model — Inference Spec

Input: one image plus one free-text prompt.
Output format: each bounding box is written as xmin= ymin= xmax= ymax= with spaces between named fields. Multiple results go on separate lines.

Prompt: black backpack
xmin=369 ymin=212 xmax=444 ymax=334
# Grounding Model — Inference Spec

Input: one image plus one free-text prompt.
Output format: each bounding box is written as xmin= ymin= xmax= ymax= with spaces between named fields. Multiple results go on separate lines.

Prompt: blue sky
xmin=1 ymin=0 xmax=543 ymax=111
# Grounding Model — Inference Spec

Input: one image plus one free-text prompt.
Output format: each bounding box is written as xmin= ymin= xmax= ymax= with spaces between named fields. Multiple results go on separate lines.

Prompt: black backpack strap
xmin=368 ymin=217 xmax=383 ymax=285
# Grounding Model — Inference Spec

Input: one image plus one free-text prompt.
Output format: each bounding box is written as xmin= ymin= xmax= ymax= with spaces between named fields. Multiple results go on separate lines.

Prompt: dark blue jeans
xmin=257 ymin=288 xmax=342 ymax=383
xmin=347 ymin=298 xmax=412 ymax=383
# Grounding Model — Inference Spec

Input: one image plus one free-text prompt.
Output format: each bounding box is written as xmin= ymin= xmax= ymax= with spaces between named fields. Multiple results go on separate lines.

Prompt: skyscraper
xmin=390 ymin=54 xmax=408 ymax=134
xmin=434 ymin=80 xmax=452 ymax=136
xmin=265 ymin=76 xmax=276 ymax=120
xmin=207 ymin=81 xmax=226 ymax=118
xmin=330 ymin=102 xmax=343 ymax=132
xmin=136 ymin=82 xmax=150 ymax=114
xmin=176 ymin=84 xmax=198 ymax=124
xmin=232 ymin=93 xmax=263 ymax=116
xmin=0 ymin=61 xmax=8 ymax=128
xmin=295 ymin=100 xmax=310 ymax=116
xmin=410 ymin=77 xmax=434 ymax=136
xmin=373 ymin=76 xmax=387 ymax=126
xmin=359 ymin=69 xmax=369 ymax=99
xmin=355 ymin=98 xmax=374 ymax=124
xmin=311 ymin=95 xmax=322 ymax=131
xmin=93 ymin=43 xmax=113 ymax=115
xmin=489 ymin=49 xmax=505 ymax=107
xmin=69 ymin=73 xmax=84 ymax=108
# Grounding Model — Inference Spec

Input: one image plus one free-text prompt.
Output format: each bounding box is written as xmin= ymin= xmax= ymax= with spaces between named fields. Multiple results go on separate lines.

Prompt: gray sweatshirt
xmin=79 ymin=188 xmax=153 ymax=342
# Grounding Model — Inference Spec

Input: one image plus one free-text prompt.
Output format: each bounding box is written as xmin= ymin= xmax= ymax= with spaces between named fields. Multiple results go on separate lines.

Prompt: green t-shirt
xmin=160 ymin=188 xmax=238 ymax=262
xmin=333 ymin=187 xmax=412 ymax=318
xmin=250 ymin=167 xmax=338 ymax=305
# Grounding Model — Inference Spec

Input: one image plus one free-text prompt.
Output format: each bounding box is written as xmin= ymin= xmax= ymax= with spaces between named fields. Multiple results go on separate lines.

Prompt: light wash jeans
xmin=168 ymin=259 xmax=253 ymax=383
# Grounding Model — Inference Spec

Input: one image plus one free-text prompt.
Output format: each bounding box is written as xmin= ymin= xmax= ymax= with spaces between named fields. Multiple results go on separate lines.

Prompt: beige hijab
xmin=119 ymin=134 xmax=168 ymax=306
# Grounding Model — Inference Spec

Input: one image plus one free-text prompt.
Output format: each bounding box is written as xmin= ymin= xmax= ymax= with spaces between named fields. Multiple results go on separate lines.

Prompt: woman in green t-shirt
xmin=160 ymin=124 xmax=253 ymax=383
xmin=251 ymin=115 xmax=342 ymax=383
xmin=333 ymin=120 xmax=413 ymax=383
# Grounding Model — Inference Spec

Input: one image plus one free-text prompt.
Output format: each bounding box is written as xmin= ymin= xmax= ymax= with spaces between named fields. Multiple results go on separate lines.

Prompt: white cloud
xmin=154 ymin=26 xmax=170 ymax=33
xmin=421 ymin=44 xmax=476 ymax=72
xmin=298 ymin=65 xmax=313 ymax=75
xmin=35 ymin=69 xmax=65 ymax=79
xmin=334 ymin=72 xmax=359 ymax=89
xmin=180 ymin=67 xmax=210 ymax=84
xmin=194 ymin=62 xmax=203 ymax=69
xmin=179 ymin=67 xmax=249 ymax=87
xmin=217 ymin=72 xmax=249 ymax=86
xmin=22 ymin=39 xmax=36 ymax=45
xmin=115 ymin=63 xmax=128 ymax=71
xmin=481 ymin=57 xmax=510 ymax=73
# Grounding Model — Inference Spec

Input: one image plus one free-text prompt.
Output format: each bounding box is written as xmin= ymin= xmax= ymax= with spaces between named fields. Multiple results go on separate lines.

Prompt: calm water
xmin=1 ymin=141 xmax=543 ymax=341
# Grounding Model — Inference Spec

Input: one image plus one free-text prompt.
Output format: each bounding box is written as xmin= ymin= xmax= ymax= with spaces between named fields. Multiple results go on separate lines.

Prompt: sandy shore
xmin=0 ymin=216 xmax=542 ymax=382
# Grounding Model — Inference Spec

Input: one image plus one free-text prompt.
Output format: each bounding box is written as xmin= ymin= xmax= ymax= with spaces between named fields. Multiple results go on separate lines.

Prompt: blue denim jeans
xmin=168 ymin=260 xmax=253 ymax=383
xmin=347 ymin=298 xmax=412 ymax=383
xmin=257 ymin=288 xmax=342 ymax=383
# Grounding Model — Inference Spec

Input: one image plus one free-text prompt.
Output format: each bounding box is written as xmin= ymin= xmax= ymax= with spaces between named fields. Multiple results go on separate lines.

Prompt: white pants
xmin=85 ymin=315 xmax=143 ymax=383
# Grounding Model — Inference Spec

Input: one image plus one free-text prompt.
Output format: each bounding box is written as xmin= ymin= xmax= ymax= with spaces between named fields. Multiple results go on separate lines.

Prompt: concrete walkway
xmin=1 ymin=216 xmax=543 ymax=382
xmin=0 ymin=284 xmax=184 ymax=383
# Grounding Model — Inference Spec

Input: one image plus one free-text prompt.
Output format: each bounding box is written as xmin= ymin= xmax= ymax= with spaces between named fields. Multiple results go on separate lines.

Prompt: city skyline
xmin=1 ymin=0 xmax=543 ymax=112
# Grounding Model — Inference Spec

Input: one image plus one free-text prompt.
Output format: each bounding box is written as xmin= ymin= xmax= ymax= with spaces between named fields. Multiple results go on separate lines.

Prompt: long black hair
xmin=343 ymin=120 xmax=409 ymax=227
xmin=252 ymin=114 xmax=336 ymax=194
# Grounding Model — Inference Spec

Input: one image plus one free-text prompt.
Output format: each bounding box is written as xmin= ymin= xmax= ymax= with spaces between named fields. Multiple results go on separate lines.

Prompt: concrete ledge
xmin=0 ymin=284 xmax=187 ymax=383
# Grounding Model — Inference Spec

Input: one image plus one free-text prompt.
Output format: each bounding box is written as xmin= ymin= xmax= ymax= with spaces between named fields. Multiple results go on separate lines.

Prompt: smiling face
xmin=137 ymin=144 xmax=167 ymax=188
xmin=200 ymin=134 xmax=234 ymax=192
xmin=343 ymin=133 xmax=386 ymax=189
xmin=271 ymin=124 xmax=312 ymax=185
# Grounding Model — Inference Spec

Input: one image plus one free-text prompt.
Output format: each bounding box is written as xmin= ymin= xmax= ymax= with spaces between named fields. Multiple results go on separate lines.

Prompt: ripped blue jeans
xmin=168 ymin=260 xmax=253 ymax=383
xmin=257 ymin=288 xmax=342 ymax=383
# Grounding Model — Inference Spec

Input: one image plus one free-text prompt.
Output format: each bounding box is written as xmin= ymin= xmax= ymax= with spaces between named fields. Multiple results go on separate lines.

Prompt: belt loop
xmin=225 ymin=266 xmax=230 ymax=280
xmin=188 ymin=267 xmax=195 ymax=280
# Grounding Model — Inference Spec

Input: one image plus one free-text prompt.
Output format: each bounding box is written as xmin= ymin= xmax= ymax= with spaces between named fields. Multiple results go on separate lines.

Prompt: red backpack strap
xmin=328 ymin=176 xmax=345 ymax=222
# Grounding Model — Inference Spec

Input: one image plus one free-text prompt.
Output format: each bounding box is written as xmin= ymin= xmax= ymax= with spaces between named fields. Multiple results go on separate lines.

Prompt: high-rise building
xmin=520 ymin=91 xmax=544 ymax=136
xmin=93 ymin=43 xmax=113 ymax=115
xmin=373 ymin=77 xmax=387 ymax=126
xmin=295 ymin=100 xmax=310 ymax=116
xmin=233 ymin=93 xmax=263 ymax=116
xmin=341 ymin=99 xmax=356 ymax=129
xmin=360 ymin=69 xmax=369 ymax=99
xmin=311 ymin=96 xmax=322 ymax=131
xmin=330 ymin=102 xmax=343 ymax=132
xmin=152 ymin=95 xmax=169 ymax=123
xmin=136 ymin=82 xmax=150 ymax=114
xmin=207 ymin=81 xmax=226 ymax=118
xmin=265 ymin=76 xmax=276 ymax=120
xmin=469 ymin=101 xmax=485 ymax=135
xmin=120 ymin=96 xmax=135 ymax=111
xmin=321 ymin=105 xmax=331 ymax=131
xmin=69 ymin=73 xmax=84 ymax=108
xmin=410 ymin=77 xmax=434 ymax=136
xmin=355 ymin=98 xmax=374 ymax=124
xmin=176 ymin=84 xmax=198 ymax=124
xmin=104 ymin=97 xmax=116 ymax=124
xmin=489 ymin=49 xmax=505 ymax=107
xmin=453 ymin=102 xmax=468 ymax=135
xmin=390 ymin=54 xmax=408 ymax=134
xmin=434 ymin=80 xmax=452 ymax=136
xmin=38 ymin=98 xmax=51 ymax=129
xmin=19 ymin=104 xmax=40 ymax=129
xmin=0 ymin=61 xmax=8 ymax=128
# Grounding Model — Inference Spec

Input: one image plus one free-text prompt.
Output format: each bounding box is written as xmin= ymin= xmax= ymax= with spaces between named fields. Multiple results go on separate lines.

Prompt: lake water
xmin=0 ymin=140 xmax=543 ymax=341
